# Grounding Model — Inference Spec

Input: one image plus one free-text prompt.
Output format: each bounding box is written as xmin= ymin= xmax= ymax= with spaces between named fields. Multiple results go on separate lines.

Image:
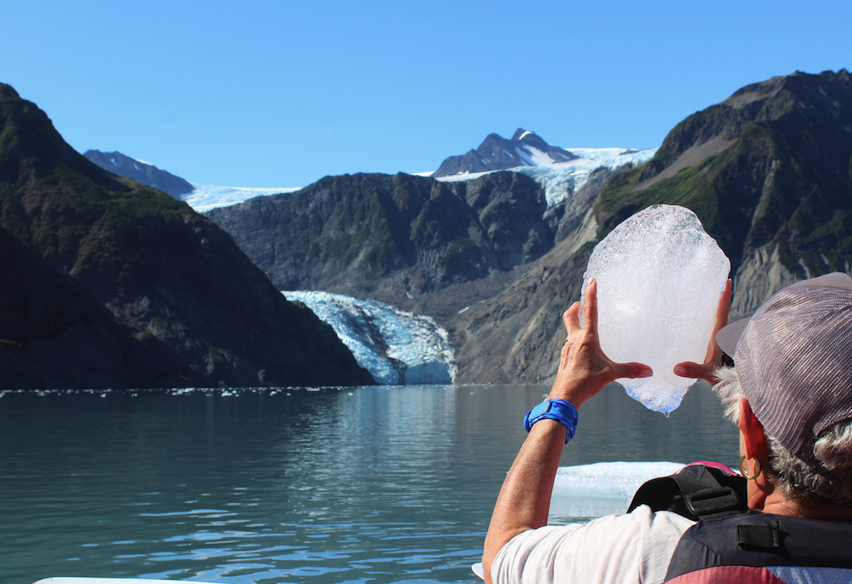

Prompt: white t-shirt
xmin=491 ymin=506 xmax=694 ymax=584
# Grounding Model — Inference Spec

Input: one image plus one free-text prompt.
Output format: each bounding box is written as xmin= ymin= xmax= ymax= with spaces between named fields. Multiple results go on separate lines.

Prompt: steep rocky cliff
xmin=0 ymin=84 xmax=373 ymax=389
xmin=0 ymin=226 xmax=196 ymax=389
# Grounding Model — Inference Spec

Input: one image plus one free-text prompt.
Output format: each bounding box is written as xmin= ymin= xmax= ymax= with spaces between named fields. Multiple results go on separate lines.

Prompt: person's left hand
xmin=549 ymin=278 xmax=653 ymax=408
xmin=673 ymin=279 xmax=732 ymax=385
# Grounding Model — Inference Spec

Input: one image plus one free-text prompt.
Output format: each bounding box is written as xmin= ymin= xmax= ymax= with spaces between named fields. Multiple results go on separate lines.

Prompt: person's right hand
xmin=673 ymin=279 xmax=732 ymax=385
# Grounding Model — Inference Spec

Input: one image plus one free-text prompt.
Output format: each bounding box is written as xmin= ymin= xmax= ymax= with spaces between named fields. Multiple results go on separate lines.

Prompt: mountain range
xmin=200 ymin=138 xmax=655 ymax=323
xmin=0 ymin=84 xmax=373 ymax=389
xmin=204 ymin=69 xmax=852 ymax=384
xmin=3 ymin=69 xmax=851 ymax=388
xmin=451 ymin=69 xmax=852 ymax=382
xmin=83 ymin=150 xmax=298 ymax=212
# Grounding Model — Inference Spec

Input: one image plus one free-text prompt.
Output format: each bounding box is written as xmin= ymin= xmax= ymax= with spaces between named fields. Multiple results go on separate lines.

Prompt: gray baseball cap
xmin=716 ymin=272 xmax=852 ymax=462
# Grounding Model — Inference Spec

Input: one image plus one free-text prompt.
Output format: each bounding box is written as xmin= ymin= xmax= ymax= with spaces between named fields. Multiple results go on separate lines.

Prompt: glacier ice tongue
xmin=517 ymin=148 xmax=658 ymax=208
xmin=283 ymin=291 xmax=456 ymax=385
xmin=581 ymin=205 xmax=730 ymax=415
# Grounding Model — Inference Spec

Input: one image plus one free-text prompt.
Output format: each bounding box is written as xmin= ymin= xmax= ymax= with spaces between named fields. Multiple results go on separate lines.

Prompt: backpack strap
xmin=628 ymin=464 xmax=747 ymax=521
xmin=664 ymin=511 xmax=852 ymax=582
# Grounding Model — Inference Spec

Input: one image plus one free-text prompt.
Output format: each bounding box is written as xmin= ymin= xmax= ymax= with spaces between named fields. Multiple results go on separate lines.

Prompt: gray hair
xmin=714 ymin=366 xmax=852 ymax=506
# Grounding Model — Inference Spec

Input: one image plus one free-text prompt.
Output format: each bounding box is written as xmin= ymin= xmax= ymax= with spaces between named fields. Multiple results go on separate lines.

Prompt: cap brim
xmin=716 ymin=317 xmax=750 ymax=358
xmin=715 ymin=273 xmax=852 ymax=359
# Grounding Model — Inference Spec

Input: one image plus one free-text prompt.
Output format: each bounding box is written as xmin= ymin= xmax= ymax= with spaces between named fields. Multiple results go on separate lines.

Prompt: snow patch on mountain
xmin=518 ymin=144 xmax=556 ymax=167
xmin=283 ymin=291 xmax=456 ymax=385
xmin=435 ymin=170 xmax=493 ymax=182
xmin=183 ymin=183 xmax=299 ymax=212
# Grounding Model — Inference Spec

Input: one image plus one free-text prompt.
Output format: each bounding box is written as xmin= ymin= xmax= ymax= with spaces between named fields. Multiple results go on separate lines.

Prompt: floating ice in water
xmin=550 ymin=461 xmax=684 ymax=520
xmin=582 ymin=205 xmax=730 ymax=414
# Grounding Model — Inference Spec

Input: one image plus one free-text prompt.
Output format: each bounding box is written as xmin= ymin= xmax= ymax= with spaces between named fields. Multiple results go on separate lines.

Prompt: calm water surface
xmin=0 ymin=383 xmax=737 ymax=584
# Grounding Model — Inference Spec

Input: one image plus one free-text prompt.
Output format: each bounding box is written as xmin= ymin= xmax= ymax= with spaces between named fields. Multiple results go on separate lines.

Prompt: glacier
xmin=182 ymin=183 xmax=299 ymax=212
xmin=436 ymin=147 xmax=658 ymax=208
xmin=283 ymin=291 xmax=457 ymax=385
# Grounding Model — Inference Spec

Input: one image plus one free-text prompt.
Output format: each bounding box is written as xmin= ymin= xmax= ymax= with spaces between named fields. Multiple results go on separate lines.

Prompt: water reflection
xmin=0 ymin=383 xmax=737 ymax=584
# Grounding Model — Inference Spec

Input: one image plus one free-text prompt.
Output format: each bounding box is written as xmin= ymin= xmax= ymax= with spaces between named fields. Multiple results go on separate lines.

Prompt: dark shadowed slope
xmin=0 ymin=84 xmax=373 ymax=388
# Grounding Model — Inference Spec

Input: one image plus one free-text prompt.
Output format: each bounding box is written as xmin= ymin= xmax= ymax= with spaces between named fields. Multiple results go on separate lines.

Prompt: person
xmin=482 ymin=273 xmax=852 ymax=584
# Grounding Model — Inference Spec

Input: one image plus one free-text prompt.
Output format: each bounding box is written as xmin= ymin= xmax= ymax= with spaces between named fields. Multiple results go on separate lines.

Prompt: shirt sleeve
xmin=490 ymin=506 xmax=694 ymax=584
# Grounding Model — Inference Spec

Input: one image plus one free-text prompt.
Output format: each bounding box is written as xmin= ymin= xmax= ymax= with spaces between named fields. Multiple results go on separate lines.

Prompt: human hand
xmin=673 ymin=279 xmax=732 ymax=384
xmin=549 ymin=278 xmax=653 ymax=408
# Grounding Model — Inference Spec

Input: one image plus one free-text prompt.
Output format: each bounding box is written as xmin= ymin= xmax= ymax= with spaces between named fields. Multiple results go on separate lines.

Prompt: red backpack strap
xmin=666 ymin=566 xmax=786 ymax=583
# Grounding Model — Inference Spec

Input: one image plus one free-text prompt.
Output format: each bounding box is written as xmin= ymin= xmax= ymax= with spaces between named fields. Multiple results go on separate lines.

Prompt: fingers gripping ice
xmin=581 ymin=205 xmax=730 ymax=414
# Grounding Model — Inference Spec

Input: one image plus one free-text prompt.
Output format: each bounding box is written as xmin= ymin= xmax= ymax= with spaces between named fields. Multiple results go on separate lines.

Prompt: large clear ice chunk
xmin=581 ymin=205 xmax=730 ymax=415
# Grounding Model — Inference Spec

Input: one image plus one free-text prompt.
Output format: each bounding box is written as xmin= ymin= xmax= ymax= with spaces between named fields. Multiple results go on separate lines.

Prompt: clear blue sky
xmin=3 ymin=0 xmax=850 ymax=188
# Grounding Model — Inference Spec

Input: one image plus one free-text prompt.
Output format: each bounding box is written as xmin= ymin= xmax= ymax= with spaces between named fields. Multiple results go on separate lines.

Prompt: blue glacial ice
xmin=283 ymin=291 xmax=456 ymax=385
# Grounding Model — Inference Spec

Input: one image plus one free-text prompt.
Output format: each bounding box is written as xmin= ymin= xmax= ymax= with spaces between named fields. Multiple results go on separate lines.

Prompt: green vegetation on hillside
xmin=1 ymin=83 xmax=196 ymax=282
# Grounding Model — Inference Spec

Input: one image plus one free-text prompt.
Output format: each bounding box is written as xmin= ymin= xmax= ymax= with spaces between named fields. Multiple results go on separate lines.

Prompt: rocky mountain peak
xmin=433 ymin=129 xmax=577 ymax=177
xmin=510 ymin=128 xmax=555 ymax=150
xmin=84 ymin=150 xmax=194 ymax=198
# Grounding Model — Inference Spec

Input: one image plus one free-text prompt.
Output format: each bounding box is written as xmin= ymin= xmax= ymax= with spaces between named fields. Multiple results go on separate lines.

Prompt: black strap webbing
xmin=628 ymin=464 xmax=747 ymax=521
xmin=736 ymin=523 xmax=780 ymax=548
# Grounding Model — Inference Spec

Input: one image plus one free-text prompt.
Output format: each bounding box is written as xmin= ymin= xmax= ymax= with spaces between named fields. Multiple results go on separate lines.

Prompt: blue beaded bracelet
xmin=524 ymin=398 xmax=578 ymax=444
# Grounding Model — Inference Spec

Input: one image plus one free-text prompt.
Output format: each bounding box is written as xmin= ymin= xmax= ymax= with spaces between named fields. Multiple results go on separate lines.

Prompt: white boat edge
xmin=472 ymin=562 xmax=485 ymax=580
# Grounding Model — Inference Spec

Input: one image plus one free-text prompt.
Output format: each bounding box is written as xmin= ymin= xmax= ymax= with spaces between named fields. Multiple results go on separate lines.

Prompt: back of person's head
xmin=715 ymin=272 xmax=852 ymax=506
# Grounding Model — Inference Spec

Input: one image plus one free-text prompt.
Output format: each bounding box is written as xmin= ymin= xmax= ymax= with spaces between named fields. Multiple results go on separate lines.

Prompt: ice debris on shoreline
xmin=582 ymin=205 xmax=730 ymax=415
xmin=283 ymin=291 xmax=456 ymax=385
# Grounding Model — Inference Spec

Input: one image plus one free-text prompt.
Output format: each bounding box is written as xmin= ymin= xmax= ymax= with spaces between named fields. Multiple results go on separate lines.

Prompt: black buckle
xmin=684 ymin=486 xmax=741 ymax=520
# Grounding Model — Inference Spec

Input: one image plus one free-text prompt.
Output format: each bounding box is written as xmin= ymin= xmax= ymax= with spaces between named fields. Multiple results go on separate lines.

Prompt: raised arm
xmin=482 ymin=279 xmax=652 ymax=584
